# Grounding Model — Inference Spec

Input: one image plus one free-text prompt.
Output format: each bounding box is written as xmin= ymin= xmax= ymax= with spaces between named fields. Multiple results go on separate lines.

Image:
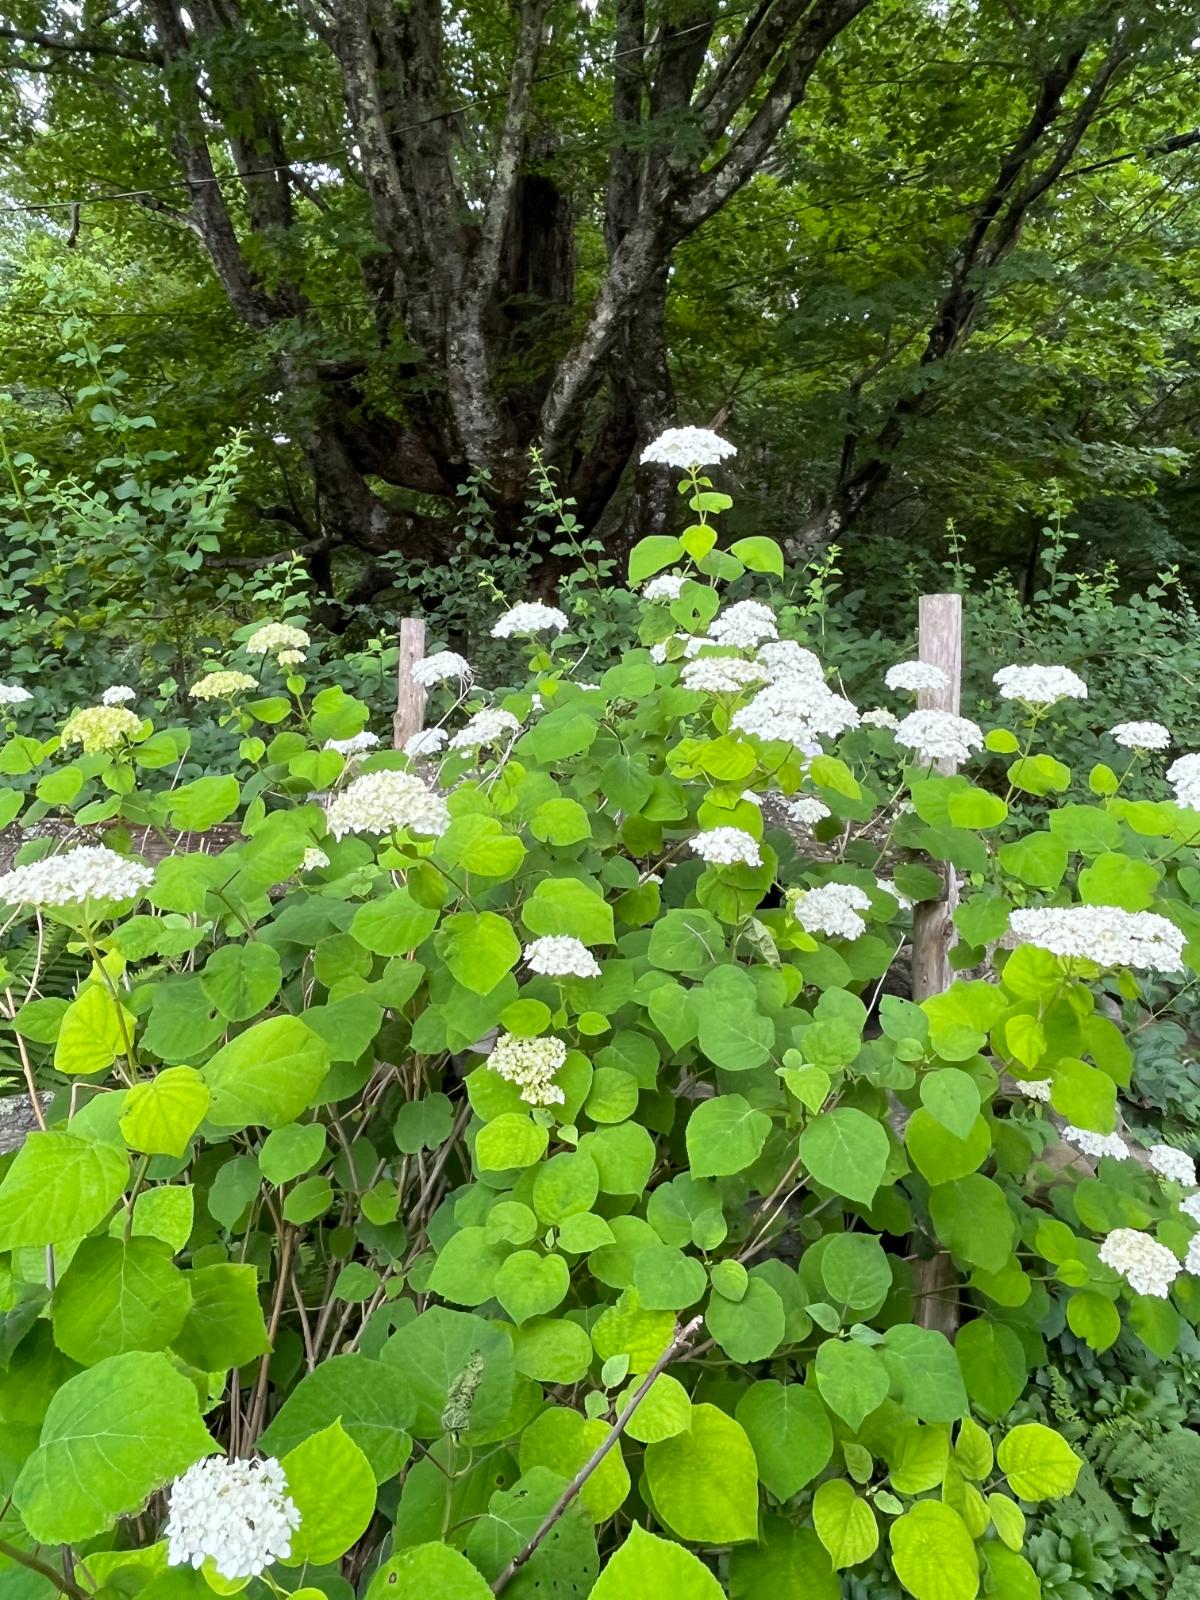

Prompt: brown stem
xmin=490 ymin=1315 xmax=705 ymax=1593
xmin=0 ymin=1538 xmax=90 ymax=1600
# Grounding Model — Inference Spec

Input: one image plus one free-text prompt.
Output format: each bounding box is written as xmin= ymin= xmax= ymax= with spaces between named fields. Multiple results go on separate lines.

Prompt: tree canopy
xmin=0 ymin=0 xmax=1197 ymax=616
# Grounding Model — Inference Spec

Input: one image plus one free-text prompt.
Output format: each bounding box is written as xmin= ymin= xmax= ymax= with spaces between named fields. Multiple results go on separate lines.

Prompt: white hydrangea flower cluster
xmin=642 ymin=573 xmax=686 ymax=602
xmin=861 ymin=706 xmax=900 ymax=730
xmin=1014 ymin=1079 xmax=1053 ymax=1102
xmin=488 ymin=1032 xmax=568 ymax=1107
xmin=245 ymin=622 xmax=310 ymax=657
xmin=733 ymin=676 xmax=859 ymax=748
xmin=491 ymin=602 xmax=569 ymax=638
xmin=1098 ymin=1228 xmax=1180 ymax=1298
xmin=786 ymin=795 xmax=830 ymax=828
xmin=411 ymin=651 xmax=472 ymax=687
xmin=885 ymin=660 xmax=949 ymax=695
xmin=1167 ymin=753 xmax=1200 ymax=810
xmin=709 ymin=600 xmax=778 ymax=650
xmin=101 ymin=685 xmax=136 ymax=706
xmin=1062 ymin=1124 xmax=1130 ymax=1161
xmin=277 ymin=649 xmax=305 ymax=668
xmin=894 ymin=709 xmax=983 ymax=765
xmin=757 ymin=640 xmax=824 ymax=683
xmin=325 ymin=769 xmax=449 ymax=840
xmin=324 ymin=731 xmax=380 ymax=758
xmin=1109 ymin=721 xmax=1170 ymax=751
xmin=651 ymin=632 xmax=710 ymax=664
xmin=0 ymin=684 xmax=32 ymax=706
xmin=1181 ymin=1192 xmax=1200 ymax=1224
xmin=190 ymin=670 xmax=258 ymax=701
xmin=1187 ymin=1235 xmax=1200 ymax=1277
xmin=1009 ymin=905 xmax=1184 ymax=972
xmin=993 ymin=664 xmax=1088 ymax=705
xmin=449 ymin=708 xmax=521 ymax=751
xmin=792 ymin=882 xmax=872 ymax=941
xmin=1149 ymin=1144 xmax=1196 ymax=1185
xmin=0 ymin=844 xmax=153 ymax=907
xmin=164 ymin=1456 xmax=300 ymax=1580
xmin=639 ymin=426 xmax=737 ymax=471
xmin=404 ymin=727 xmax=448 ymax=758
xmin=524 ymin=936 xmax=602 ymax=979
xmin=680 ymin=655 xmax=766 ymax=694
xmin=61 ymin=704 xmax=142 ymax=753
xmin=689 ymin=828 xmax=762 ymax=867
xmin=301 ymin=847 xmax=329 ymax=872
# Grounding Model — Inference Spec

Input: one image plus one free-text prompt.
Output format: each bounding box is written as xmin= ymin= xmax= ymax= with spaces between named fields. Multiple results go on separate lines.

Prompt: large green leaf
xmin=366 ymin=1546 xmax=493 ymax=1600
xmin=686 ymin=1095 xmax=771 ymax=1178
xmin=436 ymin=911 xmax=522 ymax=996
xmin=54 ymin=984 xmax=134 ymax=1076
xmin=199 ymin=943 xmax=283 ymax=1021
xmin=592 ymin=1525 xmax=723 ymax=1599
xmin=201 ymin=1016 xmax=331 ymax=1129
xmin=282 ymin=1421 xmax=377 ymax=1565
xmin=51 ymin=1237 xmax=192 ymax=1365
xmin=13 ymin=1352 xmax=216 ymax=1542
xmin=955 ymin=1320 xmax=1028 ymax=1418
xmin=814 ymin=1339 xmax=889 ymax=1429
xmin=735 ymin=1381 xmax=833 ymax=1499
xmin=522 ymin=878 xmax=615 ymax=944
xmin=798 ymin=1108 xmax=889 ymax=1205
xmin=119 ymin=1067 xmax=210 ymax=1157
xmin=382 ymin=1308 xmax=515 ymax=1441
xmin=890 ymin=1502 xmax=980 ymax=1600
xmin=463 ymin=1466 xmax=599 ymax=1596
xmin=171 ymin=1263 xmax=270 ymax=1369
xmin=260 ymin=1353 xmax=415 ymax=1482
xmin=997 ymin=1423 xmax=1082 ymax=1500
xmin=0 ymin=1130 xmax=128 ymax=1249
xmin=644 ymin=1405 xmax=758 ymax=1543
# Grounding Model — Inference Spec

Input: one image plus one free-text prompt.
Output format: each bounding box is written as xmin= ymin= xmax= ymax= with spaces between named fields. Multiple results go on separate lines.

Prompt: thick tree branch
xmin=473 ymin=0 xmax=547 ymax=299
xmin=0 ymin=24 xmax=163 ymax=64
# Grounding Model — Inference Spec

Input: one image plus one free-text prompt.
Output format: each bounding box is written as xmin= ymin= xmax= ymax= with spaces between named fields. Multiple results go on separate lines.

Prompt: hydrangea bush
xmin=3 ymin=435 xmax=1200 ymax=1600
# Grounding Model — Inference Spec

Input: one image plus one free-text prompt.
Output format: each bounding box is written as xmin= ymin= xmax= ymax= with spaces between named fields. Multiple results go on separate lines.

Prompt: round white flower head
xmin=894 ymin=709 xmax=983 ymax=766
xmin=792 ymin=882 xmax=872 ymax=941
xmin=0 ymin=844 xmax=153 ymax=908
xmin=165 ymin=1455 xmax=300 ymax=1580
xmin=404 ymin=727 xmax=449 ymax=758
xmin=61 ymin=705 xmax=141 ymax=753
xmin=1062 ymin=1124 xmax=1130 ymax=1161
xmin=324 ymin=731 xmax=380 ymax=758
xmin=757 ymin=640 xmax=824 ymax=683
xmin=0 ymin=684 xmax=32 ymax=706
xmin=1098 ymin=1228 xmax=1180 ymax=1299
xmin=1149 ymin=1143 xmax=1196 ymax=1186
xmin=190 ymin=670 xmax=258 ymax=701
xmin=993 ymin=664 xmax=1088 ymax=706
xmin=277 ymin=649 xmax=306 ymax=668
xmin=525 ymin=936 xmax=602 ymax=979
xmin=861 ymin=706 xmax=900 ymax=730
xmin=875 ymin=877 xmax=913 ymax=911
xmin=1109 ymin=721 xmax=1170 ymax=752
xmin=1009 ymin=905 xmax=1184 ymax=973
xmin=709 ymin=600 xmax=778 ymax=651
xmin=245 ymin=622 xmax=310 ymax=657
xmin=411 ymin=651 xmax=472 ymax=688
xmin=1167 ymin=753 xmax=1200 ymax=811
xmin=1186 ymin=1235 xmax=1200 ymax=1277
xmin=301 ymin=847 xmax=329 ymax=872
xmin=680 ymin=655 xmax=767 ymax=694
xmin=1181 ymin=1192 xmax=1200 ymax=1225
xmin=733 ymin=677 xmax=859 ymax=747
xmin=488 ymin=1032 xmax=568 ymax=1107
xmin=642 ymin=573 xmax=686 ymax=602
xmin=786 ymin=795 xmax=831 ymax=829
xmin=1014 ymin=1078 xmax=1053 ymax=1102
xmin=639 ymin=426 xmax=737 ymax=471
xmin=492 ymin=602 xmax=569 ymax=639
xmin=449 ymin=708 xmax=521 ymax=752
xmin=325 ymin=768 xmax=449 ymax=840
xmin=101 ymin=685 xmax=136 ymax=706
xmin=885 ymin=660 xmax=949 ymax=695
xmin=689 ymin=828 xmax=762 ymax=868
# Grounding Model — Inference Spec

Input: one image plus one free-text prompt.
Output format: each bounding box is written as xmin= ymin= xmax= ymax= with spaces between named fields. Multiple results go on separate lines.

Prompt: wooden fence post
xmin=910 ymin=593 xmax=963 ymax=1002
xmin=909 ymin=592 xmax=964 ymax=1337
xmin=393 ymin=617 xmax=427 ymax=750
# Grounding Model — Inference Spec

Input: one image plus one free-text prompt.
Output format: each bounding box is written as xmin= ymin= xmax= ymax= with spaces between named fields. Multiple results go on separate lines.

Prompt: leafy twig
xmin=489 ymin=1314 xmax=704 ymax=1594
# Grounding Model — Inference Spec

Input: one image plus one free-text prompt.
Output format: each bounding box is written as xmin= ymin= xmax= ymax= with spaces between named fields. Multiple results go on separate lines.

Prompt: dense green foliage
xmin=2 ymin=461 xmax=1200 ymax=1600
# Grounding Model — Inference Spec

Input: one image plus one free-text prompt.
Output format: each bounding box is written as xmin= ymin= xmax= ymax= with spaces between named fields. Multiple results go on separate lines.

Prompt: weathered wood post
xmin=909 ymin=592 xmax=964 ymax=1335
xmin=910 ymin=592 xmax=963 ymax=1002
xmin=393 ymin=617 xmax=427 ymax=750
